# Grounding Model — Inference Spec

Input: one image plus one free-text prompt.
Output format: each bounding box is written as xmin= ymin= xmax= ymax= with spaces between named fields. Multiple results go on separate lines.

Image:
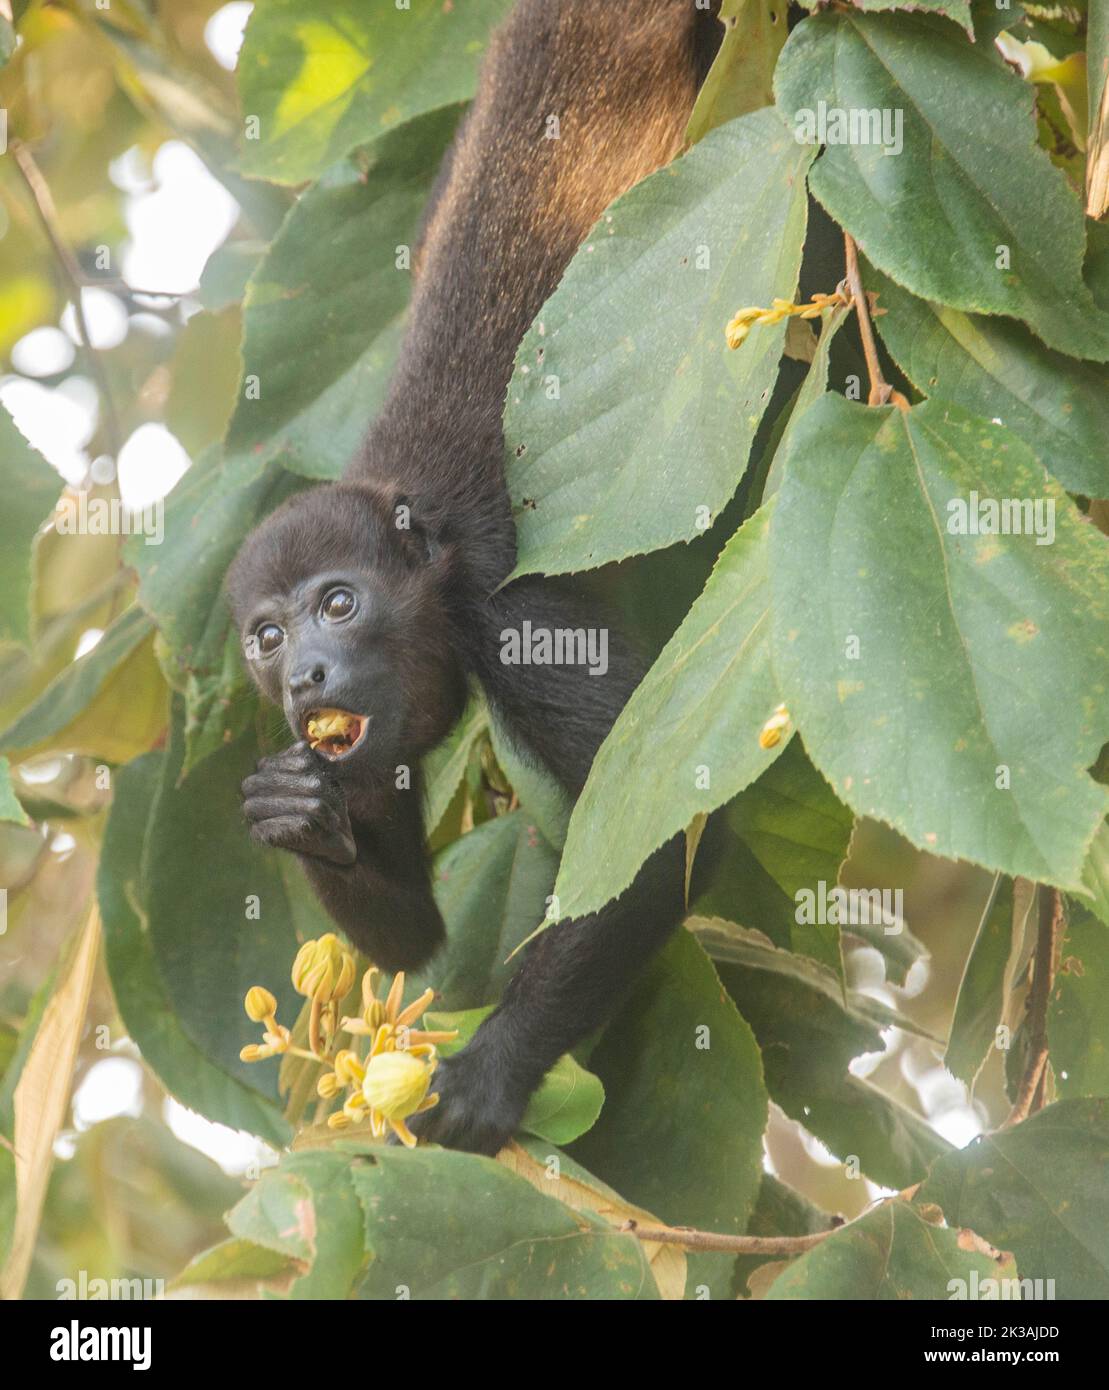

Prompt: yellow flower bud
xmin=240 ymin=1043 xmax=268 ymax=1062
xmin=361 ymin=1050 xmax=432 ymax=1121
xmin=333 ymin=1049 xmax=365 ymax=1086
xmin=327 ymin=1111 xmax=353 ymax=1131
xmin=759 ymin=703 xmax=791 ymax=750
xmin=291 ymin=933 xmax=354 ymax=1003
xmin=244 ymin=985 xmax=277 ymax=1023
xmin=317 ymin=1071 xmax=343 ymax=1099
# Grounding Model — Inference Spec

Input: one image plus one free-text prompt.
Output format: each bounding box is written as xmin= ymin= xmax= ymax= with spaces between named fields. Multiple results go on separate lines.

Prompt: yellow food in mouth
xmin=305 ymin=709 xmax=365 ymax=757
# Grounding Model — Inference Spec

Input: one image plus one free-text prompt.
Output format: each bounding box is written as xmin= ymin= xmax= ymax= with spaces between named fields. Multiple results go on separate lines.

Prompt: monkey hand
xmin=242 ymin=742 xmax=357 ymax=867
xmin=402 ymin=1027 xmax=532 ymax=1157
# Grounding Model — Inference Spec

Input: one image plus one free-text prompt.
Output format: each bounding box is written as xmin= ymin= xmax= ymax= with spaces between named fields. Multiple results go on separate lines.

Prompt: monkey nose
xmin=288 ymin=663 xmax=327 ymax=695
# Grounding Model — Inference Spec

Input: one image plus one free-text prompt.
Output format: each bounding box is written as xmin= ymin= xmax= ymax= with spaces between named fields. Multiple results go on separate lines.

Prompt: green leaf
xmin=348 ymin=1145 xmax=658 ymax=1299
xmin=1048 ymin=902 xmax=1109 ymax=1098
xmin=227 ymin=1150 xmax=366 ymax=1299
xmin=765 ymin=1201 xmax=1010 ymax=1300
xmin=489 ymin=713 xmax=573 ymax=851
xmin=236 ymin=0 xmax=511 ymax=185
xmin=0 ymin=758 xmax=28 ymax=826
xmin=127 ymin=449 xmax=292 ymax=776
xmin=734 ymin=1174 xmax=835 ymax=1297
xmin=919 ymin=1098 xmax=1109 ymax=1299
xmin=421 ymin=699 xmax=488 ymax=838
xmin=227 ymin=106 xmax=463 ymax=477
xmin=775 ymin=12 xmax=1109 ymax=360
xmin=699 ymin=917 xmax=951 ymax=1187
xmin=415 ymin=811 xmax=559 ymax=1010
xmin=684 ymin=0 xmax=788 ymax=146
xmin=0 ymin=606 xmax=154 ymax=755
xmin=98 ymin=752 xmax=291 ymax=1146
xmin=570 ymin=931 xmax=767 ymax=1270
xmin=171 ymin=1237 xmax=297 ymax=1295
xmin=198 ymin=240 xmax=266 ymax=311
xmin=868 ymin=265 xmax=1109 ymax=498
xmin=793 ymin=0 xmax=972 ymax=29
xmin=1080 ymin=820 xmax=1109 ymax=927
xmin=504 ymin=108 xmax=813 ymax=576
xmin=554 ymin=502 xmax=785 ymax=922
xmin=692 ymin=738 xmax=853 ymax=976
xmin=770 ymin=394 xmax=1109 ymax=890
xmin=0 ymin=409 xmax=58 ymax=647
xmin=945 ymin=876 xmax=1035 ymax=1091
xmin=429 ymin=1007 xmax=604 ymax=1147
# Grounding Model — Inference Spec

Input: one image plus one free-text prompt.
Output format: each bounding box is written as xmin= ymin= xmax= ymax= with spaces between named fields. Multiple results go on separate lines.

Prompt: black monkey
xmin=227 ymin=0 xmax=722 ymax=1154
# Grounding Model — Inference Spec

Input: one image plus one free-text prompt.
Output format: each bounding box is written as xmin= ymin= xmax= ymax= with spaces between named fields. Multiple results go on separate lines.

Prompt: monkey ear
xmin=390 ymin=493 xmax=444 ymax=566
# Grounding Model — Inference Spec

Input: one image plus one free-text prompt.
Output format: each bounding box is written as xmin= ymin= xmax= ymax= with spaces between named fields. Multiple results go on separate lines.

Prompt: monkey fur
xmin=227 ymin=0 xmax=722 ymax=1155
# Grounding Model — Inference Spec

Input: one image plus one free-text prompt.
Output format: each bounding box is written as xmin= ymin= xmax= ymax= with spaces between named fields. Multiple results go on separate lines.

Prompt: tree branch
xmin=9 ymin=137 xmax=123 ymax=456
xmin=842 ymin=231 xmax=908 ymax=410
xmin=620 ymin=1219 xmax=834 ymax=1255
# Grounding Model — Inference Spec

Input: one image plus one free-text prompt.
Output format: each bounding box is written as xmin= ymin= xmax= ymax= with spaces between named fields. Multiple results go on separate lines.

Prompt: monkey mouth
xmin=304 ymin=708 xmax=369 ymax=760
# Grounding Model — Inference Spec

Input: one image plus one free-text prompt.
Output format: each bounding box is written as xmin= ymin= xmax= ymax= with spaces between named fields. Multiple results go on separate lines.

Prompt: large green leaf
xmin=698 ymin=917 xmax=951 ymax=1187
xmin=98 ymin=753 xmax=291 ymax=1145
xmin=127 ymin=449 xmax=294 ymax=775
xmin=228 ymin=1149 xmax=366 ymax=1299
xmin=0 ymin=409 xmax=58 ymax=647
xmin=410 ymin=811 xmax=559 ymax=1010
xmin=775 ymin=12 xmax=1109 ymax=360
xmin=945 ymin=876 xmax=1035 ymax=1092
xmin=770 ymin=394 xmax=1109 ymax=890
xmin=794 ymin=0 xmax=971 ymax=22
xmin=553 ymin=502 xmax=785 ymax=922
xmin=684 ymin=0 xmax=788 ymax=146
xmin=570 ymin=929 xmax=767 ymax=1289
xmin=692 ymin=737 xmax=853 ymax=976
xmin=1048 ymin=902 xmax=1109 ymax=1099
xmin=868 ymin=265 xmax=1109 ymax=498
xmin=0 ymin=605 xmax=154 ymax=755
xmin=236 ymin=0 xmax=511 ymax=185
xmin=919 ymin=1099 xmax=1109 ymax=1299
xmin=349 ymin=1145 xmax=658 ymax=1299
xmin=504 ymin=108 xmax=813 ymax=576
xmin=0 ymin=758 xmax=28 ymax=826
xmin=765 ymin=1200 xmax=1010 ymax=1300
xmin=226 ymin=106 xmax=463 ymax=477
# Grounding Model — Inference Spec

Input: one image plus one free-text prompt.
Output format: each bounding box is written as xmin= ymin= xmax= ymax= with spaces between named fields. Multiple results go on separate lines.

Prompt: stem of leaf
xmin=1000 ymin=886 xmax=1063 ymax=1129
xmin=9 ymin=137 xmax=123 ymax=457
xmin=842 ymin=231 xmax=908 ymax=411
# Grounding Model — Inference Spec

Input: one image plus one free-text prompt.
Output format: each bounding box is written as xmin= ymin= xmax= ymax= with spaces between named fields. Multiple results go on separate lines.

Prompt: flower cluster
xmin=240 ymin=935 xmax=457 ymax=1147
xmin=725 ymin=290 xmax=847 ymax=350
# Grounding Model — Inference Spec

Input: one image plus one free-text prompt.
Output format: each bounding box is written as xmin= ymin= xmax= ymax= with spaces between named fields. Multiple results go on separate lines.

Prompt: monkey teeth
xmin=305 ymin=709 xmax=367 ymax=760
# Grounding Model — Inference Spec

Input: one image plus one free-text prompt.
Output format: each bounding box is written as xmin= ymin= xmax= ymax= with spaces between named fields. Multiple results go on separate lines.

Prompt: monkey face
xmin=227 ymin=483 xmax=467 ymax=775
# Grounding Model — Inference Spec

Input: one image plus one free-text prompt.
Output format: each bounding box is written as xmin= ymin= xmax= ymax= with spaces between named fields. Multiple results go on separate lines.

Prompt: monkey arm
xmin=408 ymin=577 xmax=685 ymax=1154
xmin=242 ymin=744 xmax=445 ymax=973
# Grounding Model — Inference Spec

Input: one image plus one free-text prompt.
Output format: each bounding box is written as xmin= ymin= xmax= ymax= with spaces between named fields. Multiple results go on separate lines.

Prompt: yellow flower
xmin=244 ymin=985 xmax=277 ymax=1024
xmin=239 ymin=1025 xmax=291 ymax=1063
xmin=291 ymin=933 xmax=356 ymax=1004
xmin=340 ymin=970 xmax=457 ymax=1056
xmin=360 ymin=1051 xmax=440 ymax=1148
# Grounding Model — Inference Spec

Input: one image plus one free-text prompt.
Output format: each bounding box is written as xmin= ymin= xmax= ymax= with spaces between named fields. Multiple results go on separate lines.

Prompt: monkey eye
xmin=254 ymin=622 xmax=285 ymax=656
xmin=320 ymin=587 xmax=357 ymax=622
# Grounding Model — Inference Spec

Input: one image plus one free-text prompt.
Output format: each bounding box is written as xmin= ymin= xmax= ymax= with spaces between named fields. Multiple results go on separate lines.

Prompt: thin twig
xmin=620 ymin=1220 xmax=833 ymax=1255
xmin=1001 ymin=886 xmax=1063 ymax=1129
xmin=842 ymin=231 xmax=908 ymax=410
xmin=9 ymin=137 xmax=123 ymax=455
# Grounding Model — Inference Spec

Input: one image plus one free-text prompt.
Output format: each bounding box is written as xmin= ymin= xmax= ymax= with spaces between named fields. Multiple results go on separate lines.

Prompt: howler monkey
xmin=227 ymin=0 xmax=723 ymax=1155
